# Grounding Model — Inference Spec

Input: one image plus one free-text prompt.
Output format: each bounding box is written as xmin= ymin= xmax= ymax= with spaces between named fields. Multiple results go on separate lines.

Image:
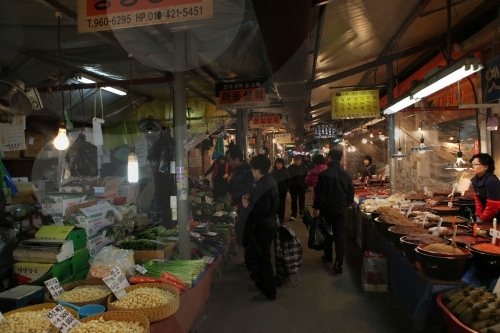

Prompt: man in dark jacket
xmin=271 ymin=158 xmax=290 ymax=224
xmin=287 ymin=155 xmax=309 ymax=220
xmin=313 ymin=149 xmax=354 ymax=274
xmin=226 ymin=145 xmax=255 ymax=245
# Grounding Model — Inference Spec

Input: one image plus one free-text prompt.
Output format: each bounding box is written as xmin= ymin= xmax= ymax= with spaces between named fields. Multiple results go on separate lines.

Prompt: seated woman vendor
xmin=469 ymin=153 xmax=500 ymax=223
xmin=361 ymin=155 xmax=376 ymax=182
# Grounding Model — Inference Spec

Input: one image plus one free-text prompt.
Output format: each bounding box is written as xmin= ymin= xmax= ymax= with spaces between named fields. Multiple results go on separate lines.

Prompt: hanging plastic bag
xmin=0 ymin=160 xmax=18 ymax=196
xmin=307 ymin=216 xmax=332 ymax=250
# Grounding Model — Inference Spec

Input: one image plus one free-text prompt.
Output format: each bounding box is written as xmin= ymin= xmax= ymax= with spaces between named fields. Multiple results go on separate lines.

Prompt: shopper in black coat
xmin=271 ymin=158 xmax=290 ymax=223
xmin=313 ymin=149 xmax=354 ymax=274
xmin=242 ymin=154 xmax=279 ymax=301
xmin=226 ymin=145 xmax=255 ymax=246
xmin=287 ymin=155 xmax=309 ymax=220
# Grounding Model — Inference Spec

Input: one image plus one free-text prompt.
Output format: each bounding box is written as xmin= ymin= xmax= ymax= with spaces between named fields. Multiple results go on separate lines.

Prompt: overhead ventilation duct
xmin=0 ymin=79 xmax=33 ymax=123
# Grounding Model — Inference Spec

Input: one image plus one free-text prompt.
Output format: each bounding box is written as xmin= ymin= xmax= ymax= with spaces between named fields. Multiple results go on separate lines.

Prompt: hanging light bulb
xmin=361 ymin=138 xmax=368 ymax=144
xmin=351 ymin=146 xmax=356 ymax=152
xmin=369 ymin=132 xmax=374 ymax=138
xmin=128 ymin=146 xmax=139 ymax=183
xmin=391 ymin=147 xmax=407 ymax=160
xmin=379 ymin=134 xmax=386 ymax=141
xmin=54 ymin=125 xmax=69 ymax=150
xmin=411 ymin=136 xmax=433 ymax=154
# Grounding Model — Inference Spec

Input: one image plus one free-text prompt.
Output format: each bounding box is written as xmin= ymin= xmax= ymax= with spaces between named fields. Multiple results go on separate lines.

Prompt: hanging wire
xmin=57 ymin=12 xmax=64 ymax=119
xmin=128 ymin=54 xmax=134 ymax=145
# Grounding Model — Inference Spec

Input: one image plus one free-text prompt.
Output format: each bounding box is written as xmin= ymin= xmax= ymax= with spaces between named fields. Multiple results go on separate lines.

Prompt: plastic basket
xmin=436 ymin=292 xmax=478 ymax=333
xmin=107 ymin=283 xmax=180 ymax=322
xmin=1 ymin=303 xmax=79 ymax=332
xmin=45 ymin=278 xmax=110 ymax=308
xmin=79 ymin=311 xmax=150 ymax=333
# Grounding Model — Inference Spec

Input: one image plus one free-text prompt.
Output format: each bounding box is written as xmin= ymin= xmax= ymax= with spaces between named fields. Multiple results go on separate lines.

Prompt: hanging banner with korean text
xmin=314 ymin=124 xmax=336 ymax=139
xmin=77 ymin=0 xmax=213 ymax=33
xmin=482 ymin=56 xmax=500 ymax=103
xmin=274 ymin=133 xmax=292 ymax=144
xmin=216 ymin=81 xmax=270 ymax=109
xmin=331 ymin=90 xmax=380 ymax=119
xmin=249 ymin=114 xmax=282 ymax=129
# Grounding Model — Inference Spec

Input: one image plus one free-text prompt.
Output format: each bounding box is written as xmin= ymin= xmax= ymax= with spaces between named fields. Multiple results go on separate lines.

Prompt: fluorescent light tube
xmin=383 ymin=96 xmax=415 ymax=114
xmin=76 ymin=75 xmax=127 ymax=96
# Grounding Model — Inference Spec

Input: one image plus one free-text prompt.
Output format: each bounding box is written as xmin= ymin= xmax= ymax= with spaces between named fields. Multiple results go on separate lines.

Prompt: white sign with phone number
xmin=77 ymin=0 xmax=214 ymax=33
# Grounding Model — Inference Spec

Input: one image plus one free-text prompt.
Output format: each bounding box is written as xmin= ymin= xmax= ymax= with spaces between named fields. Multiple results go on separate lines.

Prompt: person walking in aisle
xmin=225 ymin=145 xmax=255 ymax=246
xmin=287 ymin=155 xmax=309 ymax=220
xmin=313 ymin=149 xmax=354 ymax=274
xmin=241 ymin=154 xmax=279 ymax=301
xmin=305 ymin=154 xmax=328 ymax=202
xmin=271 ymin=158 xmax=290 ymax=224
xmin=302 ymin=154 xmax=314 ymax=171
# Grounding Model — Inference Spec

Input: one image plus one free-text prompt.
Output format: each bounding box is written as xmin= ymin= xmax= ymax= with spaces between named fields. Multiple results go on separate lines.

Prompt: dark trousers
xmin=277 ymin=191 xmax=287 ymax=222
xmin=244 ymin=224 xmax=278 ymax=299
xmin=289 ymin=192 xmax=305 ymax=218
xmin=323 ymin=212 xmax=346 ymax=265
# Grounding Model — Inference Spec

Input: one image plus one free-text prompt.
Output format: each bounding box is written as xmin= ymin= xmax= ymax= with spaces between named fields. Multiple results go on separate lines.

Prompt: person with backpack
xmin=241 ymin=154 xmax=279 ymax=301
xmin=271 ymin=158 xmax=290 ymax=224
xmin=313 ymin=149 xmax=354 ymax=274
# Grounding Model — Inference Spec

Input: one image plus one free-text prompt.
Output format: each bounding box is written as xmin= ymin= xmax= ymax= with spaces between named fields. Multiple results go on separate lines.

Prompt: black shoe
xmin=333 ymin=262 xmax=343 ymax=274
xmin=321 ymin=255 xmax=333 ymax=263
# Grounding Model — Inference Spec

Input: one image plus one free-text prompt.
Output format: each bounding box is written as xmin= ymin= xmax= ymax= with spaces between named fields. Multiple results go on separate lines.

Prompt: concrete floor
xmin=192 ymin=192 xmax=415 ymax=333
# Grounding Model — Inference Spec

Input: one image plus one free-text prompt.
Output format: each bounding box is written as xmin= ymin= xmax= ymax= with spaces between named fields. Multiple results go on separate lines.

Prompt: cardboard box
xmin=13 ymin=239 xmax=74 ymax=263
xmin=24 ymin=132 xmax=47 ymax=158
xmin=41 ymin=193 xmax=94 ymax=216
xmin=0 ymin=285 xmax=45 ymax=313
xmin=35 ymin=225 xmax=87 ymax=251
xmin=86 ymin=227 xmax=114 ymax=257
xmin=65 ymin=201 xmax=114 ymax=237
xmin=60 ymin=179 xmax=94 ymax=194
xmin=3 ymin=150 xmax=21 ymax=159
xmin=13 ymin=260 xmax=71 ymax=285
xmin=117 ymin=183 xmax=139 ymax=203
xmin=133 ymin=242 xmax=176 ymax=263
xmin=93 ymin=177 xmax=121 ymax=201
xmin=71 ymin=248 xmax=90 ymax=274
xmin=10 ymin=181 xmax=39 ymax=205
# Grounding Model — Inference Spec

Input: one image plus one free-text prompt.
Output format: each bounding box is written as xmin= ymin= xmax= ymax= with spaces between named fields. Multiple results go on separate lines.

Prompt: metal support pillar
xmin=387 ymin=61 xmax=396 ymax=194
xmin=174 ymin=31 xmax=190 ymax=260
xmin=236 ymin=109 xmax=249 ymax=159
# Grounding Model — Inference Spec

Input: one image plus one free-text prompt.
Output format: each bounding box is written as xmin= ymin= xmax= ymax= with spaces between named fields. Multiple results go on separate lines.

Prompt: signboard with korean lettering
xmin=274 ymin=133 xmax=292 ymax=144
xmin=482 ymin=56 xmax=500 ymax=103
xmin=331 ymin=90 xmax=380 ymax=119
xmin=216 ymin=81 xmax=270 ymax=109
xmin=249 ymin=115 xmax=282 ymax=129
xmin=314 ymin=124 xmax=336 ymax=139
xmin=77 ymin=0 xmax=214 ymax=33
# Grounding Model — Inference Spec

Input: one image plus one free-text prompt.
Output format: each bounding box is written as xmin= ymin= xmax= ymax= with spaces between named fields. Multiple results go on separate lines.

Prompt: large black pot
xmin=373 ymin=217 xmax=395 ymax=239
xmin=415 ymin=247 xmax=471 ymax=281
xmin=400 ymin=235 xmax=449 ymax=263
xmin=466 ymin=242 xmax=500 ymax=279
xmin=388 ymin=225 xmax=427 ymax=250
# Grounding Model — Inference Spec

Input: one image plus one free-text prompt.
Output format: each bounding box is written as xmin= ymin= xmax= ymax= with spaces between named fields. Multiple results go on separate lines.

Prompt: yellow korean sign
xmin=331 ymin=90 xmax=380 ymax=119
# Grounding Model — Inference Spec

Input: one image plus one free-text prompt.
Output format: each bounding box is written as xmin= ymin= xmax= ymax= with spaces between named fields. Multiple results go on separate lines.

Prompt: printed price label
xmin=111 ymin=266 xmax=130 ymax=289
xmin=46 ymin=305 xmax=79 ymax=333
xmin=206 ymin=232 xmax=218 ymax=236
xmin=44 ymin=277 xmax=65 ymax=300
xmin=202 ymin=256 xmax=214 ymax=265
xmin=490 ymin=229 xmax=500 ymax=245
xmin=103 ymin=275 xmax=127 ymax=300
xmin=135 ymin=264 xmax=148 ymax=275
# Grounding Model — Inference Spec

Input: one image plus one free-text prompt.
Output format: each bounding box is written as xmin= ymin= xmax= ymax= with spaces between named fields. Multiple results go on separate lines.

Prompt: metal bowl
xmin=3 ymin=204 xmax=34 ymax=223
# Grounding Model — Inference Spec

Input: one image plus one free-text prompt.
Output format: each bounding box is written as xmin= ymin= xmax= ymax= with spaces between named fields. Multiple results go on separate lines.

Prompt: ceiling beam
xmin=36 ymin=76 xmax=174 ymax=92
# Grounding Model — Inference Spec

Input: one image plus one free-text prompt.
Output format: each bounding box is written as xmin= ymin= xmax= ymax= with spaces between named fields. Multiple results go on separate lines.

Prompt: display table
xmin=150 ymin=242 xmax=230 ymax=333
xmin=374 ymin=231 xmax=461 ymax=333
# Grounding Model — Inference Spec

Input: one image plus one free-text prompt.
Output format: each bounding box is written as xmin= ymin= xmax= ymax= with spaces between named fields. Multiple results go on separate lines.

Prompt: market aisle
xmin=192 ymin=192 xmax=414 ymax=333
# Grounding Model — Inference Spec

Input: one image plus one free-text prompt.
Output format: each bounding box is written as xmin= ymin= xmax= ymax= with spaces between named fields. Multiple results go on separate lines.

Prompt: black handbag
xmin=307 ymin=216 xmax=332 ymax=251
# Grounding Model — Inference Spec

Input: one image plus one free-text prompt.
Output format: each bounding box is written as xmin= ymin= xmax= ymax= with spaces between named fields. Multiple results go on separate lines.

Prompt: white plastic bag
xmin=87 ymin=245 xmax=135 ymax=279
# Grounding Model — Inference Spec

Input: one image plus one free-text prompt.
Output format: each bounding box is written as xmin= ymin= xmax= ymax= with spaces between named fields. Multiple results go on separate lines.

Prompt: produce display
xmin=471 ymin=242 xmax=500 ymax=255
xmin=57 ymin=285 xmax=111 ymax=303
xmin=111 ymin=286 xmax=176 ymax=308
xmin=441 ymin=285 xmax=500 ymax=331
xmin=374 ymin=206 xmax=413 ymax=225
xmin=140 ymin=259 xmax=206 ymax=288
xmin=0 ymin=309 xmax=59 ymax=333
xmin=69 ymin=317 xmax=144 ymax=333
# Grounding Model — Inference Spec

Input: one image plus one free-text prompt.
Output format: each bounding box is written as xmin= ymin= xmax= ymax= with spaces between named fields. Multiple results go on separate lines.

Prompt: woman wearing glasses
xmin=469 ymin=153 xmax=500 ymax=223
